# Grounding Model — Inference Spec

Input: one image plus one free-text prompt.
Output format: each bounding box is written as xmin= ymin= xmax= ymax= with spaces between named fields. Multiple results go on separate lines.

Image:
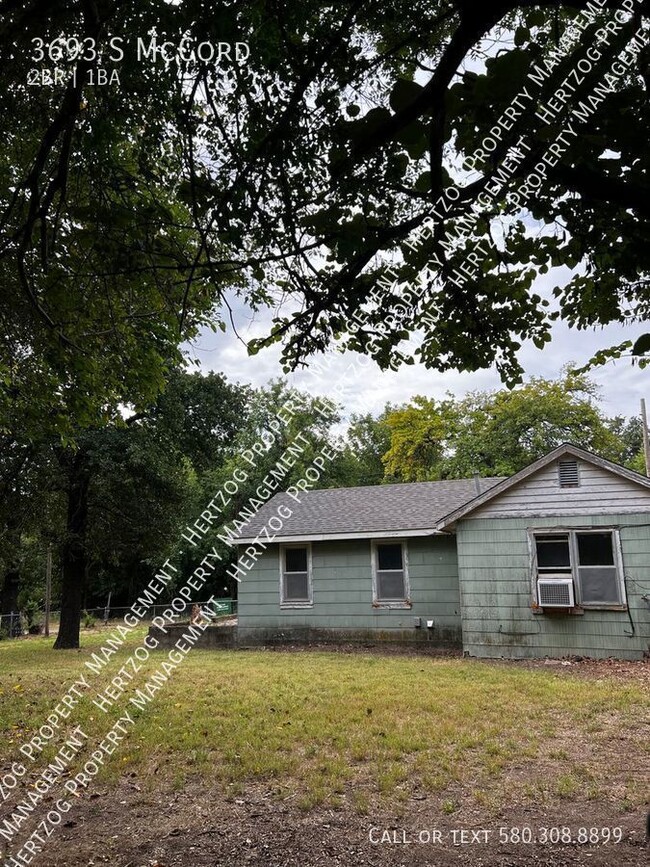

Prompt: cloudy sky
xmin=188 ymin=262 xmax=648 ymax=424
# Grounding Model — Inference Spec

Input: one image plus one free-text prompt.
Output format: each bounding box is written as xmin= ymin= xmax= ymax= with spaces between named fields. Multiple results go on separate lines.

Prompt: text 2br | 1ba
xmin=27 ymin=67 xmax=120 ymax=87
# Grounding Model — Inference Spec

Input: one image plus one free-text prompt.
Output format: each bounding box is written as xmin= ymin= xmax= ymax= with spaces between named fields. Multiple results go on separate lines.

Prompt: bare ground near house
xmin=17 ymin=647 xmax=650 ymax=867
xmin=32 ymin=772 xmax=648 ymax=866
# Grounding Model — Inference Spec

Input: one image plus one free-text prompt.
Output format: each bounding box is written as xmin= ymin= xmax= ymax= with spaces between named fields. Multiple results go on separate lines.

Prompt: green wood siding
xmin=456 ymin=513 xmax=650 ymax=660
xmin=237 ymin=536 xmax=461 ymax=643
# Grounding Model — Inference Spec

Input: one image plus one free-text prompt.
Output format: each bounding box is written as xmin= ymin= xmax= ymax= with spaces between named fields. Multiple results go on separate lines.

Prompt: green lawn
xmin=0 ymin=629 xmax=647 ymax=815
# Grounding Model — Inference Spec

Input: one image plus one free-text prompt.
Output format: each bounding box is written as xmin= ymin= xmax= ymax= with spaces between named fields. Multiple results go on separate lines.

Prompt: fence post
xmin=103 ymin=591 xmax=112 ymax=625
xmin=44 ymin=544 xmax=52 ymax=638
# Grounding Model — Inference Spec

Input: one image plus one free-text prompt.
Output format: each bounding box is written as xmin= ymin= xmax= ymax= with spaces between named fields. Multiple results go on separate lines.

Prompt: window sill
xmin=532 ymin=603 xmax=628 ymax=614
xmin=372 ymin=600 xmax=412 ymax=610
xmin=280 ymin=602 xmax=313 ymax=609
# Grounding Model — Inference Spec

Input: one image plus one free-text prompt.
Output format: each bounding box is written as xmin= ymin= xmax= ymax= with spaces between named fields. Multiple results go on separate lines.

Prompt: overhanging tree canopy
xmin=1 ymin=0 xmax=649 ymax=436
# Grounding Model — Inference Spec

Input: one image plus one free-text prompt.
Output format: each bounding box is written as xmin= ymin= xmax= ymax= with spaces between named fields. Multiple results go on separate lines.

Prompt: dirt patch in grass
xmin=32 ymin=777 xmax=649 ymax=866
xmin=474 ymin=654 xmax=650 ymax=685
xmin=245 ymin=641 xmax=650 ymax=682
xmin=1 ymin=641 xmax=647 ymax=866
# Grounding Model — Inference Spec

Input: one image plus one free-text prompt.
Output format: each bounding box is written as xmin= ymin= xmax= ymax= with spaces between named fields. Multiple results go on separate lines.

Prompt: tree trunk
xmin=54 ymin=449 xmax=90 ymax=650
xmin=1 ymin=517 xmax=22 ymax=636
xmin=1 ymin=566 xmax=21 ymax=636
xmin=0 ymin=567 xmax=20 ymax=614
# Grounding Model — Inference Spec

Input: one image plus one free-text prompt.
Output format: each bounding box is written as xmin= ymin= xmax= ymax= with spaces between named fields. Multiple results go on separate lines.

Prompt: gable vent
xmin=558 ymin=459 xmax=579 ymax=488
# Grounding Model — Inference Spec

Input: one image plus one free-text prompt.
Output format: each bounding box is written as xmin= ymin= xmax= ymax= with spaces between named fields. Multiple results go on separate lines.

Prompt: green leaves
xmin=414 ymin=171 xmax=431 ymax=192
xmin=514 ymin=27 xmax=530 ymax=48
xmin=389 ymin=79 xmax=424 ymax=112
xmin=396 ymin=120 xmax=428 ymax=159
xmin=483 ymin=48 xmax=531 ymax=101
xmin=2 ymin=0 xmax=648 ymax=420
xmin=381 ymin=373 xmax=636 ymax=482
xmin=632 ymin=334 xmax=650 ymax=356
xmin=346 ymin=107 xmax=392 ymax=145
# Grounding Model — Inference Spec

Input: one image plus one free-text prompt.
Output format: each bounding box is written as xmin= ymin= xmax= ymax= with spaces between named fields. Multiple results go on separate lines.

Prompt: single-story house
xmin=235 ymin=444 xmax=650 ymax=660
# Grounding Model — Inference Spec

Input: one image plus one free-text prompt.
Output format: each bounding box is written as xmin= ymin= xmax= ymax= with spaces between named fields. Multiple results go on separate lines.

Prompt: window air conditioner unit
xmin=537 ymin=577 xmax=575 ymax=608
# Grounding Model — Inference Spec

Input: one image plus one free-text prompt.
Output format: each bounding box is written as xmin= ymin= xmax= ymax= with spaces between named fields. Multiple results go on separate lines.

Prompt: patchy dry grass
xmin=0 ymin=630 xmax=647 ymax=816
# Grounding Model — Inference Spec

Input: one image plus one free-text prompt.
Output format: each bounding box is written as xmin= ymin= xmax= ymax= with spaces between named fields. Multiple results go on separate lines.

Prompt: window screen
xmin=377 ymin=571 xmax=405 ymax=600
xmin=578 ymin=568 xmax=621 ymax=604
xmin=284 ymin=572 xmax=309 ymax=601
xmin=375 ymin=543 xmax=405 ymax=600
xmin=282 ymin=547 xmax=310 ymax=602
xmin=576 ymin=533 xmax=620 ymax=605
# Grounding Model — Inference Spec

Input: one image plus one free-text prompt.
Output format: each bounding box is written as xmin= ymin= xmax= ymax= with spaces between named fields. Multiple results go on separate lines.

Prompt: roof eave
xmin=236 ymin=527 xmax=442 ymax=545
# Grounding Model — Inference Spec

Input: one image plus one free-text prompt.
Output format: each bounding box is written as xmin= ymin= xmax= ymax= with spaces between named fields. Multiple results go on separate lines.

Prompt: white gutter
xmin=236 ymin=527 xmax=441 ymax=545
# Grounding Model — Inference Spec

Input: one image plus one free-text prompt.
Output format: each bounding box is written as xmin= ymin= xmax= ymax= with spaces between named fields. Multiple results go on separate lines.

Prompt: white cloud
xmin=187 ymin=279 xmax=647 ymax=421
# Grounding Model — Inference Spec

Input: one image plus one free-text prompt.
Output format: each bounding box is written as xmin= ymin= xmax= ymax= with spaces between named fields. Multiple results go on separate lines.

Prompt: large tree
xmin=51 ymin=371 xmax=247 ymax=648
xmin=1 ymin=370 xmax=250 ymax=645
xmin=1 ymin=0 xmax=649 ymax=407
xmin=178 ymin=380 xmax=343 ymax=596
xmin=332 ymin=410 xmax=394 ymax=486
xmin=382 ymin=373 xmax=634 ymax=480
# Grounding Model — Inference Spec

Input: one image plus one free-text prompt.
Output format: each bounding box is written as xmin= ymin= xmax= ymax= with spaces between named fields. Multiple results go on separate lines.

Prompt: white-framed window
xmin=530 ymin=528 xmax=626 ymax=608
xmin=279 ymin=544 xmax=313 ymax=607
xmin=371 ymin=540 xmax=410 ymax=608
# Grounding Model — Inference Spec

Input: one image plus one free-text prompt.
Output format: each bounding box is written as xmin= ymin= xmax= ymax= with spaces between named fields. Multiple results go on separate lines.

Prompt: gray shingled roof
xmin=236 ymin=478 xmax=505 ymax=542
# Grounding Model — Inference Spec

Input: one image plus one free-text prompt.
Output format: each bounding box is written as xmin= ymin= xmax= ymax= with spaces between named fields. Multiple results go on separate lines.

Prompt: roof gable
xmin=437 ymin=443 xmax=650 ymax=529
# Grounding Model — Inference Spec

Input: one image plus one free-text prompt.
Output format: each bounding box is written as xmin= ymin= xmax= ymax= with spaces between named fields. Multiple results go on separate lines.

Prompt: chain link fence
xmin=0 ymin=599 xmax=237 ymax=637
xmin=77 ymin=598 xmax=237 ymax=624
xmin=0 ymin=612 xmax=23 ymax=637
